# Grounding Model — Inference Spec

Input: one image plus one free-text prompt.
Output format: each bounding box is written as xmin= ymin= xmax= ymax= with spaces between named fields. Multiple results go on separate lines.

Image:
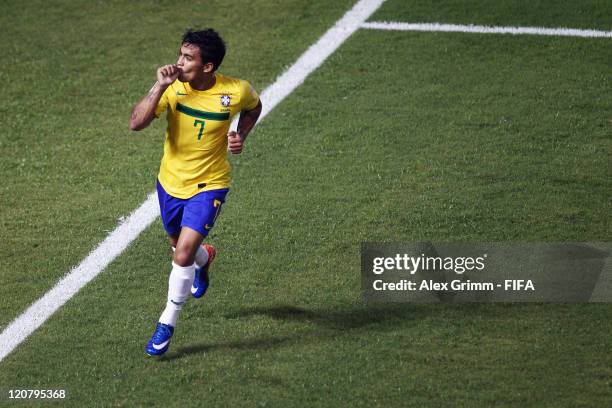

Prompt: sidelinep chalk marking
xmin=361 ymin=21 xmax=612 ymax=38
xmin=0 ymin=0 xmax=387 ymax=363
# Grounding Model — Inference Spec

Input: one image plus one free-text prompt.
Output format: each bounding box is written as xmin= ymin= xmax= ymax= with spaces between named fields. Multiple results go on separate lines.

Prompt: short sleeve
xmin=239 ymin=80 xmax=260 ymax=111
xmin=154 ymin=86 xmax=172 ymax=118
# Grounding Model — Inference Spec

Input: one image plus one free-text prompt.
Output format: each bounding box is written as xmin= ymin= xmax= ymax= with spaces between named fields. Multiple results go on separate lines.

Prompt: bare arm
xmin=129 ymin=65 xmax=180 ymax=131
xmin=129 ymin=81 xmax=166 ymax=131
xmin=237 ymin=100 xmax=262 ymax=141
xmin=227 ymin=100 xmax=263 ymax=154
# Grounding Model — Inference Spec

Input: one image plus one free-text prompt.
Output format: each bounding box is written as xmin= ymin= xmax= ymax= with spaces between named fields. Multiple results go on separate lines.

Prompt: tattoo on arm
xmin=130 ymin=82 xmax=164 ymax=130
xmin=145 ymin=85 xmax=158 ymax=102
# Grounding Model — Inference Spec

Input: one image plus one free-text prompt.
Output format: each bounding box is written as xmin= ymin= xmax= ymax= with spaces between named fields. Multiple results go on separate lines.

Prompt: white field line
xmin=0 ymin=0 xmax=386 ymax=364
xmin=361 ymin=21 xmax=612 ymax=38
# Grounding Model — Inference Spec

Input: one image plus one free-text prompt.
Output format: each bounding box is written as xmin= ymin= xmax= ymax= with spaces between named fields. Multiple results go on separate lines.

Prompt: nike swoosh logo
xmin=177 ymin=92 xmax=188 ymax=96
xmin=191 ymin=285 xmax=197 ymax=294
xmin=204 ymin=224 xmax=211 ymax=230
xmin=152 ymin=340 xmax=169 ymax=350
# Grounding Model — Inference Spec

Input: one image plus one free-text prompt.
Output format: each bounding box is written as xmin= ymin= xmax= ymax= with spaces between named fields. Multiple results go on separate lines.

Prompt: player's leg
xmin=146 ymin=181 xmax=185 ymax=356
xmin=155 ymin=181 xmax=189 ymax=327
xmin=146 ymin=228 xmax=202 ymax=357
xmin=182 ymin=189 xmax=228 ymax=298
xmin=172 ymin=227 xmax=205 ymax=266
xmin=157 ymin=226 xmax=203 ymax=321
xmin=168 ymin=234 xmax=214 ymax=283
xmin=169 ymin=235 xmax=210 ymax=269
xmin=146 ymin=185 xmax=227 ymax=356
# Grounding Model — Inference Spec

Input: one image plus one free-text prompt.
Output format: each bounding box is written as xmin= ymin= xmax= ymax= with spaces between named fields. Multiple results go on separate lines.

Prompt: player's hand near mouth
xmin=157 ymin=64 xmax=181 ymax=86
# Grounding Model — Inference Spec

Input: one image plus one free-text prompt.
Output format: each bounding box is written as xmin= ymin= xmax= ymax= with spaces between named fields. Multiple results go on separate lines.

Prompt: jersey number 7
xmin=194 ymin=119 xmax=206 ymax=140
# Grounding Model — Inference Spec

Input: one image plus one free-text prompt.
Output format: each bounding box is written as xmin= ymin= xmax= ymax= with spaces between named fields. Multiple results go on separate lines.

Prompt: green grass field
xmin=1 ymin=0 xmax=611 ymax=406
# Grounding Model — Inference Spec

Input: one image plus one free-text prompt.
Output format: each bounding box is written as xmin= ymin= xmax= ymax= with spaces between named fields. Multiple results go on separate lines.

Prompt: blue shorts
xmin=156 ymin=180 xmax=229 ymax=237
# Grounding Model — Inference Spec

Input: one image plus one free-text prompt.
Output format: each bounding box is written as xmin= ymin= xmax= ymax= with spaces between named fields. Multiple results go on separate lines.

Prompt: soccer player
xmin=129 ymin=29 xmax=262 ymax=356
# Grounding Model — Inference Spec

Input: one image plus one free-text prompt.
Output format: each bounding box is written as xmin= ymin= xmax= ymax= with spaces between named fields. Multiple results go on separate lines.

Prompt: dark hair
xmin=182 ymin=29 xmax=226 ymax=71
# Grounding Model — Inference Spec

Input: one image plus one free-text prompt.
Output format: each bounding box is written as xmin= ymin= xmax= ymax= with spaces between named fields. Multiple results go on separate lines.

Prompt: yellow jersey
xmin=155 ymin=74 xmax=259 ymax=198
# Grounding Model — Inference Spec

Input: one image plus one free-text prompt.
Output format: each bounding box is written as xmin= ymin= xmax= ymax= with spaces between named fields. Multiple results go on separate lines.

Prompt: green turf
xmin=0 ymin=0 xmax=355 ymax=331
xmin=1 ymin=0 xmax=611 ymax=406
xmin=372 ymin=0 xmax=612 ymax=30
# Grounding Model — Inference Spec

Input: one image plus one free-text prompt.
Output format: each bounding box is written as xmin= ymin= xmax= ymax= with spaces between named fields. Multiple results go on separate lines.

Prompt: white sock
xmin=159 ymin=262 xmax=195 ymax=327
xmin=194 ymin=245 xmax=209 ymax=269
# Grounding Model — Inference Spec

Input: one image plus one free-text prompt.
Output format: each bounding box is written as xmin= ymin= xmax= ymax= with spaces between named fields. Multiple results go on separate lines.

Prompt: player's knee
xmin=173 ymin=248 xmax=195 ymax=267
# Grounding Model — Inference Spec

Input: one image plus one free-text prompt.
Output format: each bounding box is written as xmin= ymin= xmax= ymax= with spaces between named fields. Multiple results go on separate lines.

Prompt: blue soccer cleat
xmin=145 ymin=322 xmax=174 ymax=356
xmin=191 ymin=244 xmax=216 ymax=299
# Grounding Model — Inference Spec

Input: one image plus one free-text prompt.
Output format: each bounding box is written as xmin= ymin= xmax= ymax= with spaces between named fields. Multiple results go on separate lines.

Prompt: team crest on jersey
xmin=220 ymin=94 xmax=231 ymax=107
